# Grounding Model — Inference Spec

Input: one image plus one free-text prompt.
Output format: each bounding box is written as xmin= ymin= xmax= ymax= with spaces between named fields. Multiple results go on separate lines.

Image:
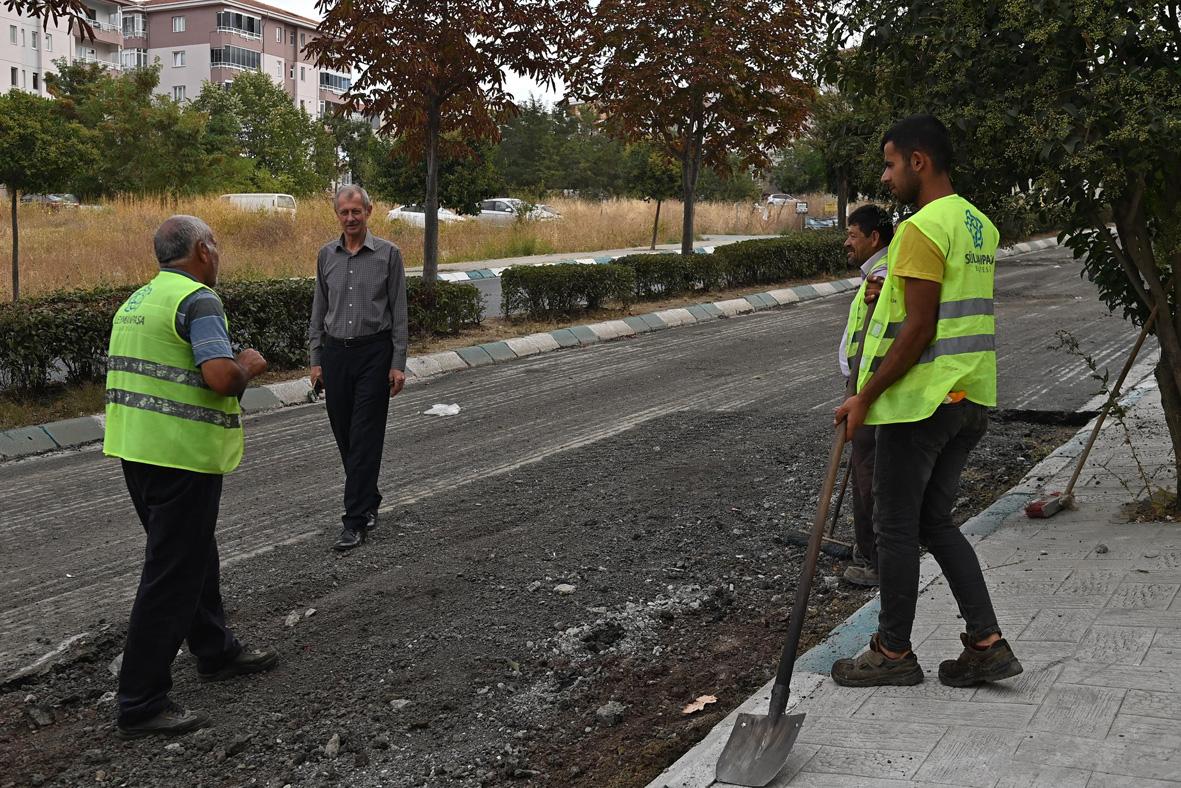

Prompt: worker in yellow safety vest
xmin=104 ymin=216 xmax=278 ymax=739
xmin=830 ymin=115 xmax=1024 ymax=689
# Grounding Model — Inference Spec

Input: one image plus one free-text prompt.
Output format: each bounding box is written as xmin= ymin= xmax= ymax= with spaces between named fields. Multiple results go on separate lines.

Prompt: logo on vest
xmin=964 ymin=210 xmax=984 ymax=250
xmin=123 ymin=285 xmax=152 ymax=313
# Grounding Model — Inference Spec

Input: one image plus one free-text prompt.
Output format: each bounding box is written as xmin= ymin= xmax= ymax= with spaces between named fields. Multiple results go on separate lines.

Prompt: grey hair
xmin=334 ymin=184 xmax=372 ymax=210
xmin=154 ymin=215 xmax=214 ymax=266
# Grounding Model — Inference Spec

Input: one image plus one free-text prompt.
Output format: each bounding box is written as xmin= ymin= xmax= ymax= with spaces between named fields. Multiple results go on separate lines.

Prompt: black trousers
xmin=321 ymin=337 xmax=392 ymax=532
xmin=873 ymin=402 xmax=1001 ymax=653
xmin=850 ymin=423 xmax=877 ymax=568
xmin=118 ymin=460 xmax=240 ymax=726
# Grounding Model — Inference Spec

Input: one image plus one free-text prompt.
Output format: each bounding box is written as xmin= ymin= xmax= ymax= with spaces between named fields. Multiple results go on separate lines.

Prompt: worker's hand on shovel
xmin=835 ymin=395 xmax=868 ymax=441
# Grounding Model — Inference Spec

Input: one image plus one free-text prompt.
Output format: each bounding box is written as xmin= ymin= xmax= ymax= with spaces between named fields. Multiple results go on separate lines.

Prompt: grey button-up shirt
xmin=308 ymin=231 xmax=408 ymax=371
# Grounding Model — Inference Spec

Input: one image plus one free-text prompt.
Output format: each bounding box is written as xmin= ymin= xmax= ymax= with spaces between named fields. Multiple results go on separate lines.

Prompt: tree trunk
xmin=10 ymin=190 xmax=18 ymax=302
xmin=422 ymin=103 xmax=441 ymax=297
xmin=650 ymin=199 xmax=662 ymax=250
xmin=1154 ymin=356 xmax=1181 ymax=506
xmin=680 ymin=135 xmax=703 ymax=255
xmin=836 ymin=171 xmax=849 ymax=230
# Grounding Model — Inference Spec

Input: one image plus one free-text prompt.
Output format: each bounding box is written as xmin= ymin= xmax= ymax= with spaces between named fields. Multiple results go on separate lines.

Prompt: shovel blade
xmin=714 ymin=711 xmax=806 ymax=786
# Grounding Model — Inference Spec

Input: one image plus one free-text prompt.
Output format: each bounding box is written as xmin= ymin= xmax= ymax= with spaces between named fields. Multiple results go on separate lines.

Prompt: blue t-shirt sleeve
xmin=176 ymin=290 xmax=235 ymax=366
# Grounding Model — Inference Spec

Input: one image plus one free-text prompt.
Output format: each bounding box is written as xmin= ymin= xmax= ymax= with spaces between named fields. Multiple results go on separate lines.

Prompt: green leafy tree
xmin=309 ymin=0 xmax=578 ymax=294
xmin=827 ymin=0 xmax=1181 ymax=502
xmin=771 ymin=143 xmax=826 ymax=195
xmin=369 ymin=136 xmax=503 ymax=214
xmin=0 ymin=90 xmax=94 ymax=300
xmin=624 ymin=143 xmax=681 ymax=248
xmin=569 ymin=0 xmax=818 ymax=253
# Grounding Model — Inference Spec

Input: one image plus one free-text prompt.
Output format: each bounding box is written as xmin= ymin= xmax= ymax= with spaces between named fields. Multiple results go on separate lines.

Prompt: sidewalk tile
xmin=995 ymin=764 xmax=1091 ymax=788
xmin=1014 ymin=731 xmax=1181 ymax=781
xmin=853 ymin=698 xmax=1035 ymax=729
xmin=1019 ymin=608 xmax=1100 ymax=642
xmin=456 ymin=346 xmax=496 ymax=367
xmin=804 ymin=745 xmax=927 ymax=780
xmin=1106 ymin=713 xmax=1181 ymax=749
xmin=1097 ymin=609 xmax=1181 ymax=628
xmin=972 ymin=662 xmax=1063 ymax=705
xmin=1058 ymin=663 xmax=1181 ymax=694
xmin=1029 ymin=684 xmax=1126 ymax=739
xmin=1139 ymin=629 xmax=1181 ymax=668
xmin=1086 ymin=774 xmax=1181 ymax=788
xmin=787 ymin=775 xmax=947 ymax=787
xmin=796 ymin=717 xmax=945 ymax=751
xmin=913 ymin=727 xmax=1023 ymax=787
xmin=1106 ymin=582 xmax=1179 ymax=610
xmin=1073 ymin=626 xmax=1155 ymax=664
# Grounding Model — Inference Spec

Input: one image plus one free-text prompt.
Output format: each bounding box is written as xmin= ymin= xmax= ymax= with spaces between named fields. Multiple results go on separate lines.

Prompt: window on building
xmin=300 ymin=66 xmax=305 ymax=81
xmin=21 ymin=70 xmax=26 ymax=88
xmin=211 ymin=45 xmax=261 ymax=71
xmin=319 ymin=71 xmax=351 ymax=94
xmin=318 ymin=100 xmax=326 ymax=117
xmin=300 ymin=32 xmax=305 ymax=46
xmin=30 ymin=31 xmax=37 ymax=49
xmin=275 ymin=62 xmax=282 ymax=78
xmin=216 ymin=11 xmax=261 ymax=38
xmin=122 ymin=48 xmax=149 ymax=70
xmin=21 ymin=28 xmax=26 ymax=46
xmin=289 ymin=66 xmax=294 ymax=79
xmin=299 ymin=99 xmax=304 ymax=110
xmin=173 ymin=51 xmax=185 ymax=67
xmin=275 ymin=26 xmax=283 ymax=43
xmin=8 ymin=26 xmax=15 ymax=45
xmin=45 ymin=34 xmax=51 ymax=51
xmin=10 ymin=67 xmax=17 ymax=86
xmin=122 ymin=14 xmax=145 ymax=38
xmin=172 ymin=16 xmax=185 ymax=33
xmin=173 ymin=85 xmax=186 ymax=102
xmin=289 ymin=31 xmax=295 ymax=45
xmin=32 ymin=72 xmax=38 ymax=91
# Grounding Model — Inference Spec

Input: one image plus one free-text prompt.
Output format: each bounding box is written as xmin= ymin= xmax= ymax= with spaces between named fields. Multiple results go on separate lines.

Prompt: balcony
xmin=74 ymin=19 xmax=122 ymax=47
xmin=216 ymin=26 xmax=262 ymax=40
xmin=78 ymin=53 xmax=122 ymax=71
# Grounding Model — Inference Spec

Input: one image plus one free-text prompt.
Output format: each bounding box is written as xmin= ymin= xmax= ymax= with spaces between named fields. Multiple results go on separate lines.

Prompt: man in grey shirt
xmin=309 ymin=185 xmax=409 ymax=551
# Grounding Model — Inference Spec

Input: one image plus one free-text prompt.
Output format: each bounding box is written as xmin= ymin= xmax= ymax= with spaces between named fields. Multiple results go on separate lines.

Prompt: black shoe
xmin=364 ymin=510 xmax=379 ymax=531
xmin=831 ymin=634 xmax=924 ymax=687
xmin=939 ymin=634 xmax=1023 ymax=687
xmin=333 ymin=527 xmax=365 ymax=551
xmin=197 ymin=646 xmax=278 ymax=683
xmin=116 ymin=701 xmax=210 ymax=740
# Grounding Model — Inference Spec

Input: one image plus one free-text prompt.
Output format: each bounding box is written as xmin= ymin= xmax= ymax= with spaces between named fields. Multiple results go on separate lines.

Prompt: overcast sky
xmin=276 ymin=0 xmax=565 ymax=105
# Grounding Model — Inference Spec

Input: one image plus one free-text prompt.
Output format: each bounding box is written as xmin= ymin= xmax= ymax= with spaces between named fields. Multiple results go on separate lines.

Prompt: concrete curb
xmin=0 ymin=237 xmax=1047 ymax=462
xmin=418 ymin=244 xmax=721 ymax=281
xmin=645 ymin=366 xmax=1161 ymax=788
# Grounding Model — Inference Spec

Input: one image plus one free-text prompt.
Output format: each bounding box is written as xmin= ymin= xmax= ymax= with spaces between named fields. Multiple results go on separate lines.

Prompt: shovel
xmin=716 ymin=300 xmax=870 ymax=786
xmin=714 ymin=421 xmax=847 ymax=786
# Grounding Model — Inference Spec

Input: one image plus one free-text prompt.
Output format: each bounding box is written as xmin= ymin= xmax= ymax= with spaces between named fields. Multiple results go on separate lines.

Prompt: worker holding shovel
xmin=831 ymin=115 xmax=1023 ymax=688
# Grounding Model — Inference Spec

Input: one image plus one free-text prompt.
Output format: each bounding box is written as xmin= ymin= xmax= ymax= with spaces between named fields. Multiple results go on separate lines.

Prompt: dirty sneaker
xmin=831 ymin=634 xmax=923 ymax=687
xmin=842 ymin=562 xmax=879 ymax=587
xmin=116 ymin=701 xmax=210 ymax=740
xmin=938 ymin=634 xmax=1023 ymax=687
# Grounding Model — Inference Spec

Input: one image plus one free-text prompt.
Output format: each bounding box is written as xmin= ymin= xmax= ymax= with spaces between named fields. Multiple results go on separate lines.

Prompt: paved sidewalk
xmin=653 ymin=377 xmax=1181 ymax=787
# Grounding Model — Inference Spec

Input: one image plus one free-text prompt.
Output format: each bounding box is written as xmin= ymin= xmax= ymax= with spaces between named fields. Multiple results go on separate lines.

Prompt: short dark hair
xmin=847 ymin=204 xmax=894 ymax=247
xmin=881 ymin=114 xmax=953 ymax=173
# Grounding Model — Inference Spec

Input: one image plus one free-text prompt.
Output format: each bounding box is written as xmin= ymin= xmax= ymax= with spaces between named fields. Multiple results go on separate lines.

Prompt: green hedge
xmin=0 ymin=277 xmax=484 ymax=391
xmin=501 ymin=263 xmax=635 ymax=319
xmin=611 ymin=231 xmax=846 ymax=302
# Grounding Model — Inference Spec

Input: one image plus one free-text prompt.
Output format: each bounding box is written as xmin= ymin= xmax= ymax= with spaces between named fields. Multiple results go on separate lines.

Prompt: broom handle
xmin=827 ymin=461 xmax=852 ymax=539
xmin=1062 ymin=306 xmax=1157 ymax=498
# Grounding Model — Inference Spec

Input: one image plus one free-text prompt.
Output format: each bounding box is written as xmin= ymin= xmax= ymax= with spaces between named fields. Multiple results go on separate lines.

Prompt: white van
xmin=220 ymin=193 xmax=297 ymax=214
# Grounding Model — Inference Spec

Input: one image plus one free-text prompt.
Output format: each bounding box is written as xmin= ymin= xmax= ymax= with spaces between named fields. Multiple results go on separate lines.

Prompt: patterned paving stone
xmin=1106 ymin=583 xmax=1180 ymax=610
xmin=1028 ymin=684 xmax=1126 ymax=739
xmin=994 ymin=763 xmax=1091 ymax=788
xmin=1140 ymin=629 xmax=1181 ymax=668
xmin=1107 ymin=713 xmax=1181 ymax=750
xmin=1014 ymin=732 xmax=1181 ymax=782
xmin=1054 ymin=569 xmax=1127 ymax=597
xmin=913 ymin=727 xmax=1023 ymax=787
xmin=795 ymin=717 xmax=945 ymax=751
xmin=1072 ymin=625 xmax=1157 ymax=665
xmin=1019 ymin=608 xmax=1100 ymax=642
xmin=1057 ymin=664 xmax=1181 ymax=694
xmin=1120 ymin=688 xmax=1181 ymax=721
xmin=973 ymin=662 xmax=1062 ymax=706
xmin=802 ymin=745 xmax=927 ymax=780
xmin=1085 ymin=774 xmax=1181 ymax=788
xmin=853 ymin=698 xmax=1035 ymax=729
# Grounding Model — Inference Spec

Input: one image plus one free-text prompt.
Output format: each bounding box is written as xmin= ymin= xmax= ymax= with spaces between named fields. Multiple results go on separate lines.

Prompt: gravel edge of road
xmin=0 ymin=237 xmax=1061 ymax=463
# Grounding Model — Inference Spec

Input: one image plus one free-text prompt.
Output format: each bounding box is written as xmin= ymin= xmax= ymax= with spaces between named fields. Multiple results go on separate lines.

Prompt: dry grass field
xmin=0 ymin=194 xmax=831 ymax=298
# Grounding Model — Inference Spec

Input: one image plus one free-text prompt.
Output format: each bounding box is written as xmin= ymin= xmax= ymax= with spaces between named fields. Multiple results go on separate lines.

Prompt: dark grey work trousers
xmin=117 ymin=460 xmax=240 ymax=726
xmin=873 ymin=402 xmax=1001 ymax=653
xmin=850 ymin=424 xmax=878 ymax=568
xmin=321 ymin=333 xmax=392 ymax=533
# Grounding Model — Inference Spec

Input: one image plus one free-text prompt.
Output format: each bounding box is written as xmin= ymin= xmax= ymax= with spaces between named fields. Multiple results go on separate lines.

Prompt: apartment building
xmin=1 ymin=0 xmax=349 ymax=116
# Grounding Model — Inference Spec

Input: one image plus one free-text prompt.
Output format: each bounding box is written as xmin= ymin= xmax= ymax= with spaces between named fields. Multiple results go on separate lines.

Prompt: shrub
xmin=0 ymin=277 xmax=483 ymax=391
xmin=501 ymin=263 xmax=635 ymax=319
xmin=715 ymin=231 xmax=847 ymax=286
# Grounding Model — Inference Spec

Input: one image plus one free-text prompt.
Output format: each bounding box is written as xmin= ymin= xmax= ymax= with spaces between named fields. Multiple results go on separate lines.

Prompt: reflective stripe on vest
xmin=102 ymin=271 xmax=244 ymax=474
xmin=856 ymin=195 xmax=999 ymax=425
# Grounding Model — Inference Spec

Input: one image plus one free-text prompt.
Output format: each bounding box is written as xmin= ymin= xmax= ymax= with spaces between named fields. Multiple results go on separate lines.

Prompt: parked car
xmin=20 ymin=193 xmax=80 ymax=209
xmin=805 ymin=216 xmax=839 ymax=230
xmin=220 ymin=193 xmax=297 ymax=214
xmin=477 ymin=197 xmax=561 ymax=224
xmin=386 ymin=204 xmax=469 ymax=228
xmin=766 ymin=193 xmax=795 ymax=205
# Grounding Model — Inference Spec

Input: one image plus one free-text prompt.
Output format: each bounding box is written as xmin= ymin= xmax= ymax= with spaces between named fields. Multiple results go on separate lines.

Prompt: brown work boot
xmin=831 ymin=634 xmax=923 ymax=687
xmin=938 ymin=634 xmax=1023 ymax=687
xmin=116 ymin=701 xmax=210 ymax=740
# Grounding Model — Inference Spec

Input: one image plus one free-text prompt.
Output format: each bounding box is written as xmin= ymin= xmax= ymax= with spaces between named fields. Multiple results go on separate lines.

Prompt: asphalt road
xmin=0 ymin=245 xmax=1141 ymax=674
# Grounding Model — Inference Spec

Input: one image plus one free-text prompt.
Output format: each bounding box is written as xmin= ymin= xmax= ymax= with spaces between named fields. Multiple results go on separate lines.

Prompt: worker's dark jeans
xmin=850 ymin=424 xmax=877 ymax=568
xmin=118 ymin=461 xmax=241 ymax=726
xmin=873 ymin=402 xmax=1001 ymax=653
xmin=322 ymin=336 xmax=393 ymax=533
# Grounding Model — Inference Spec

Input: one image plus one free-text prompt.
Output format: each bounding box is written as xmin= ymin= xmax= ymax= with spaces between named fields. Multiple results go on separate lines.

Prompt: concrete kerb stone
xmin=479 ymin=341 xmax=518 ymax=362
xmin=687 ymin=303 xmax=723 ymax=321
xmin=456 ymin=345 xmax=496 ymax=367
xmin=654 ymin=308 xmax=696 ymax=328
xmin=239 ymin=386 xmax=282 ymax=413
xmin=0 ymin=425 xmax=59 ymax=459
xmin=268 ymin=379 xmax=314 ymax=406
xmin=623 ymin=315 xmax=656 ymax=334
xmin=645 ymin=372 xmax=1163 ymax=788
xmin=41 ymin=415 xmax=104 ymax=447
xmin=505 ymin=333 xmax=561 ymax=357
xmin=588 ymin=320 xmax=637 ymax=341
xmin=714 ymin=298 xmax=755 ymax=317
xmin=548 ymin=328 xmax=583 ymax=348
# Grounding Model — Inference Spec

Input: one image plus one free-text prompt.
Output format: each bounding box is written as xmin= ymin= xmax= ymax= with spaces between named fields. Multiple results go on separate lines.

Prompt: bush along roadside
xmin=501 ymin=263 xmax=636 ymax=320
xmin=500 ymin=232 xmax=845 ymax=320
xmin=0 ymin=277 xmax=484 ymax=392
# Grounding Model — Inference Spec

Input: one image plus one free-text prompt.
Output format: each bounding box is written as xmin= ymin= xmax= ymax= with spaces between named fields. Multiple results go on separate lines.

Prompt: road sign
xmin=795 ymin=202 xmax=808 ymax=214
